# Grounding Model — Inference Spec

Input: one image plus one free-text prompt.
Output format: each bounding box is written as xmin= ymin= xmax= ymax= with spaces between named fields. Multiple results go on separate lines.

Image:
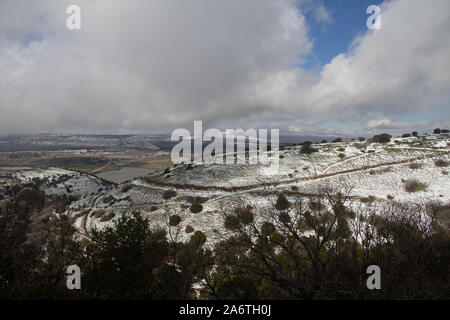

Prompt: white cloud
xmin=314 ymin=5 xmax=333 ymax=24
xmin=0 ymin=0 xmax=449 ymax=135
xmin=367 ymin=119 xmax=408 ymax=130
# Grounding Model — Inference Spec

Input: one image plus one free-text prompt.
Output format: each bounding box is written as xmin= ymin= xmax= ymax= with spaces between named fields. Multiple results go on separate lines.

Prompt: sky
xmin=0 ymin=0 xmax=449 ymax=137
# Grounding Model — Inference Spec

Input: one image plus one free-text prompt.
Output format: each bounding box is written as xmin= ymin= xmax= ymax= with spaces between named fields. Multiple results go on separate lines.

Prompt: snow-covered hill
xmin=61 ymin=133 xmax=449 ymax=247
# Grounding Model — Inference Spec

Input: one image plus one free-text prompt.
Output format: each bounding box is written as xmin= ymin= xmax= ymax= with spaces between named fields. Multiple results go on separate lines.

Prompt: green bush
xmin=190 ymin=203 xmax=203 ymax=214
xmin=372 ymin=133 xmax=392 ymax=143
xmin=224 ymin=215 xmax=241 ymax=230
xmin=169 ymin=215 xmax=181 ymax=226
xmin=261 ymin=222 xmax=275 ymax=236
xmin=275 ymin=195 xmax=290 ymax=211
xmin=189 ymin=231 xmax=206 ymax=248
xmin=235 ymin=206 xmax=254 ymax=225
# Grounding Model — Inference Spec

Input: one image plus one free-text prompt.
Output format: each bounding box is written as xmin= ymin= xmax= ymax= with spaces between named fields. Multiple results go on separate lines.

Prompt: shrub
xmin=189 ymin=231 xmax=206 ymax=248
xmin=291 ymin=186 xmax=298 ymax=191
xmin=332 ymin=137 xmax=342 ymax=143
xmin=403 ymin=179 xmax=427 ymax=193
xmin=309 ymin=200 xmax=325 ymax=211
xmin=278 ymin=211 xmax=291 ymax=224
xmin=275 ymin=195 xmax=290 ymax=211
xmin=149 ymin=205 xmax=158 ymax=212
xmin=185 ymin=225 xmax=194 ymax=233
xmin=103 ymin=195 xmax=116 ymax=204
xmin=261 ymin=222 xmax=275 ymax=236
xmin=100 ymin=212 xmax=115 ymax=222
xmin=442 ymin=170 xmax=448 ymax=175
xmin=434 ymin=128 xmax=441 ymax=134
xmin=434 ymin=159 xmax=448 ymax=167
xmin=92 ymin=209 xmax=106 ymax=219
xmin=402 ymin=133 xmax=411 ymax=138
xmin=235 ymin=205 xmax=254 ymax=225
xmin=224 ymin=215 xmax=241 ymax=230
xmin=361 ymin=196 xmax=376 ymax=203
xmin=354 ymin=143 xmax=367 ymax=150
xmin=190 ymin=203 xmax=203 ymax=214
xmin=358 ymin=137 xmax=366 ymax=142
xmin=442 ymin=129 xmax=449 ymax=133
xmin=300 ymin=143 xmax=317 ymax=154
xmin=321 ymin=140 xmax=328 ymax=143
xmin=409 ymin=162 xmax=423 ymax=170
xmin=412 ymin=131 xmax=418 ymax=137
xmin=162 ymin=190 xmax=177 ymax=200
xmin=169 ymin=215 xmax=181 ymax=226
xmin=338 ymin=153 xmax=345 ymax=159
xmin=387 ymin=195 xmax=394 ymax=200
xmin=372 ymin=133 xmax=392 ymax=143
xmin=121 ymin=184 xmax=133 ymax=193
xmin=183 ymin=196 xmax=209 ymax=204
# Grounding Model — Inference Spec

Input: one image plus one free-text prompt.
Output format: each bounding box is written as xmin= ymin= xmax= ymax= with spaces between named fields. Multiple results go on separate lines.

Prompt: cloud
xmin=367 ymin=119 xmax=409 ymax=130
xmin=244 ymin=0 xmax=450 ymax=128
xmin=314 ymin=5 xmax=333 ymax=24
xmin=0 ymin=0 xmax=449 ymax=136
xmin=0 ymin=0 xmax=312 ymax=134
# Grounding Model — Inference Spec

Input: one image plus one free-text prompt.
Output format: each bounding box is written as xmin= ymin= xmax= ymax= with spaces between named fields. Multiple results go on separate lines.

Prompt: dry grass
xmin=409 ymin=162 xmax=423 ymax=170
xmin=92 ymin=209 xmax=106 ymax=218
xmin=403 ymin=179 xmax=427 ymax=193
xmin=142 ymin=160 xmax=174 ymax=170
xmin=434 ymin=159 xmax=449 ymax=168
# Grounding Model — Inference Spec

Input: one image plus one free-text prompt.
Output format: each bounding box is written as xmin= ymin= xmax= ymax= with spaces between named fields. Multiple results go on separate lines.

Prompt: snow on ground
xmin=6 ymin=134 xmax=448 ymax=247
xmin=62 ymin=134 xmax=449 ymax=246
xmin=11 ymin=167 xmax=109 ymax=196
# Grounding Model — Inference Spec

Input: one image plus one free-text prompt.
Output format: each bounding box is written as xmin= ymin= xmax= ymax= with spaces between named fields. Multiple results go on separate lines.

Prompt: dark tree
xmin=371 ymin=133 xmax=392 ymax=143
xmin=275 ymin=194 xmax=290 ymax=211
xmin=203 ymin=188 xmax=450 ymax=300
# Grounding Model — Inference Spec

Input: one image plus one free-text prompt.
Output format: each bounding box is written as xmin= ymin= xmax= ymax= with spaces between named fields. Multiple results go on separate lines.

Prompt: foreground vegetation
xmin=0 ymin=183 xmax=449 ymax=299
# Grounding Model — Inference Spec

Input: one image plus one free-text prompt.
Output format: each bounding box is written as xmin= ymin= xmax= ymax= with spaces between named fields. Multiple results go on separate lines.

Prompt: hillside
xmin=54 ymin=133 xmax=450 ymax=247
